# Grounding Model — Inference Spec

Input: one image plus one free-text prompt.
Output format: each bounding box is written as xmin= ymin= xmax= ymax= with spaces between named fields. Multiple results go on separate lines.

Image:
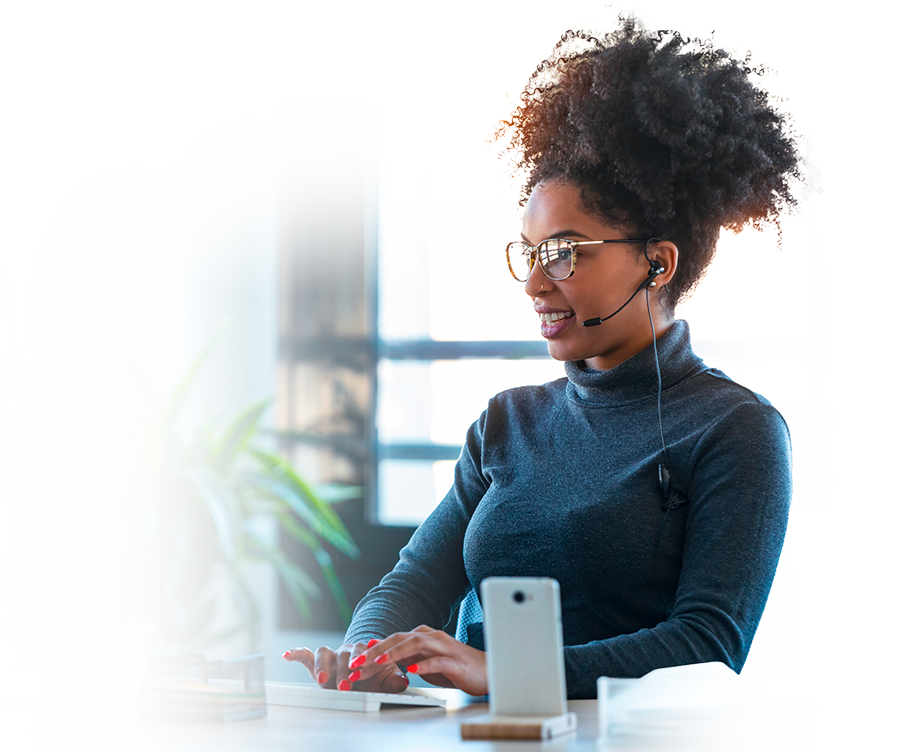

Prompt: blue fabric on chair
xmin=455 ymin=588 xmax=483 ymax=646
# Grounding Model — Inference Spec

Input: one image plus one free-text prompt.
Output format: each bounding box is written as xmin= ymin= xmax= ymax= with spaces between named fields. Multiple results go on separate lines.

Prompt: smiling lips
xmin=537 ymin=309 xmax=575 ymax=337
xmin=539 ymin=311 xmax=574 ymax=324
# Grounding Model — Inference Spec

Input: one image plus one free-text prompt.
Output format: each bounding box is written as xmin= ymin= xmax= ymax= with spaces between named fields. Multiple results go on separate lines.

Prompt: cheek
xmin=568 ymin=285 xmax=604 ymax=316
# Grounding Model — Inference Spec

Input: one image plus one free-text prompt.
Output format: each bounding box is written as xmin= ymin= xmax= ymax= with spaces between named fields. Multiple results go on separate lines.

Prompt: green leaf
xmin=212 ymin=398 xmax=271 ymax=474
xmin=273 ymin=511 xmax=353 ymax=626
xmin=241 ymin=473 xmax=316 ymax=522
xmin=183 ymin=467 xmax=240 ymax=562
xmin=315 ymin=546 xmax=353 ymax=626
xmin=250 ymin=532 xmax=322 ymax=619
xmin=161 ymin=327 xmax=225 ymax=429
xmin=249 ymin=449 xmax=359 ymax=556
xmin=241 ymin=470 xmax=359 ymax=558
xmin=276 ymin=508 xmax=320 ymax=549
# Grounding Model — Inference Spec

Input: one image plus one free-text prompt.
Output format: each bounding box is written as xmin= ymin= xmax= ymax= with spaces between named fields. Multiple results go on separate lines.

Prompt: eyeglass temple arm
xmin=570 ymin=238 xmax=652 ymax=248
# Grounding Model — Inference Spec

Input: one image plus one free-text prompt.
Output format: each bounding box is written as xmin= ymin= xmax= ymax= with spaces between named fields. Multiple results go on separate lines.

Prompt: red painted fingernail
xmin=349 ymin=655 xmax=366 ymax=669
xmin=367 ymin=639 xmax=379 ymax=648
xmin=374 ymin=653 xmax=389 ymax=665
xmin=402 ymin=674 xmax=410 ymax=685
xmin=348 ymin=670 xmax=361 ymax=682
xmin=338 ymin=680 xmax=352 ymax=691
xmin=281 ymin=651 xmax=291 ymax=659
xmin=316 ymin=671 xmax=328 ymax=684
xmin=407 ymin=664 xmax=419 ymax=673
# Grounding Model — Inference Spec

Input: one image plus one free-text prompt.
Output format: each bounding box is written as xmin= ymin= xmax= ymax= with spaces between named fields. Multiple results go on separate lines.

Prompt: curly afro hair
xmin=499 ymin=16 xmax=802 ymax=308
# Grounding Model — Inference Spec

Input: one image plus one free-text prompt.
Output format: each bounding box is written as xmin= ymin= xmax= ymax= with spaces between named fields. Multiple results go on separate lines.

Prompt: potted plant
xmin=67 ymin=325 xmax=358 ymax=652
xmin=48 ymin=518 xmax=156 ymax=725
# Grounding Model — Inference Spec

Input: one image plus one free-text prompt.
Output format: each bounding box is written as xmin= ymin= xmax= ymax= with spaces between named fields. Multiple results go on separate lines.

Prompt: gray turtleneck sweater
xmin=346 ymin=321 xmax=791 ymax=698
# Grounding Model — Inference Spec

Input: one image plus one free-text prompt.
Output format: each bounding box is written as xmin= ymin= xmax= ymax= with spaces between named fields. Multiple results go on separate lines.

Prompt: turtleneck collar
xmin=564 ymin=320 xmax=704 ymax=406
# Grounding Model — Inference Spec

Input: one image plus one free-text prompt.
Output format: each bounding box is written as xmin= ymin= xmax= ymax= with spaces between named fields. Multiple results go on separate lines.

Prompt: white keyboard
xmin=265 ymin=682 xmax=448 ymax=713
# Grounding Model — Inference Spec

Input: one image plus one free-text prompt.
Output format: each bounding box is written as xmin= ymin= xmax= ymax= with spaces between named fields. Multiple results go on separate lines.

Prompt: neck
xmin=583 ymin=307 xmax=675 ymax=372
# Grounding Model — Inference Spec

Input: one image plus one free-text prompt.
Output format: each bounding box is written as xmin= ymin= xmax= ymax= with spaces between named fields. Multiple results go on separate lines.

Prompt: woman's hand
xmin=282 ymin=641 xmax=409 ymax=694
xmin=349 ymin=626 xmax=488 ymax=697
xmin=283 ymin=626 xmax=487 ymax=697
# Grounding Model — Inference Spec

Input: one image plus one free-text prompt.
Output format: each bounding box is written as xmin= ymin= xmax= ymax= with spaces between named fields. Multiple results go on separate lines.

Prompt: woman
xmin=284 ymin=17 xmax=800 ymax=699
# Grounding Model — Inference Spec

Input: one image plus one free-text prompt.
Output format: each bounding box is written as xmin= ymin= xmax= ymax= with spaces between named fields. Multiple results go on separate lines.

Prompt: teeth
xmin=539 ymin=311 xmax=574 ymax=323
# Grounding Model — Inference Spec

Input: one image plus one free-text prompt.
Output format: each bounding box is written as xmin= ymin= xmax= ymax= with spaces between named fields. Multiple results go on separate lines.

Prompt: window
xmin=375 ymin=39 xmax=563 ymax=524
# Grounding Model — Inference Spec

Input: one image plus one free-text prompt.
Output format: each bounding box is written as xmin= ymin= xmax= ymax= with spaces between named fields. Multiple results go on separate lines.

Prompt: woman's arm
xmin=343 ymin=411 xmax=490 ymax=645
xmin=283 ymin=412 xmax=491 ymax=693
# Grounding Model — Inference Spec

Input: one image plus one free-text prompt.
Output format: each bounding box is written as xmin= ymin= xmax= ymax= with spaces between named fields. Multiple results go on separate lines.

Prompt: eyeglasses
xmin=505 ymin=238 xmax=650 ymax=282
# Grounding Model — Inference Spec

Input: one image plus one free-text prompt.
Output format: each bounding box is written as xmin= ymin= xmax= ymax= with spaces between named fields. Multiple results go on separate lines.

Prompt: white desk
xmin=7 ymin=665 xmax=851 ymax=751
xmin=131 ymin=694 xmax=600 ymax=751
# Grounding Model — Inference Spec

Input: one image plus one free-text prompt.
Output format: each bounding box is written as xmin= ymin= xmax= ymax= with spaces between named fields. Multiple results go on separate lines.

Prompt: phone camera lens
xmin=513 ymin=591 xmax=526 ymax=603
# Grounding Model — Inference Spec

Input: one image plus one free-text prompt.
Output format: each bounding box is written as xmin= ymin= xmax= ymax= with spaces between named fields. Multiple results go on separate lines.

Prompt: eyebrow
xmin=520 ymin=229 xmax=593 ymax=245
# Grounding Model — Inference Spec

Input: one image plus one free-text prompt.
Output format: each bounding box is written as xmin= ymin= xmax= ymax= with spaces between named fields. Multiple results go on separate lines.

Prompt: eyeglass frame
xmin=505 ymin=238 xmax=653 ymax=282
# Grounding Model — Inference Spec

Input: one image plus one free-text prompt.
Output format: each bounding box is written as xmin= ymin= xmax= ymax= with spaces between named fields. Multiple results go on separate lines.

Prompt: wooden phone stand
xmin=460 ymin=711 xmax=577 ymax=740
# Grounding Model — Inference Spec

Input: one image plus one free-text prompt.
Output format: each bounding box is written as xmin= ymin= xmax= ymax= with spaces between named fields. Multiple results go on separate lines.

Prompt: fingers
xmin=339 ymin=638 xmax=408 ymax=692
xmin=281 ymin=631 xmax=431 ymax=687
xmin=281 ymin=646 xmax=343 ymax=688
xmin=352 ymin=628 xmax=488 ymax=697
xmin=281 ymin=629 xmax=481 ymax=695
xmin=282 ymin=642 xmax=405 ymax=693
xmin=359 ymin=626 xmax=440 ymax=673
xmin=281 ymin=647 xmax=316 ymax=679
xmin=316 ymin=646 xmax=340 ymax=688
xmin=350 ymin=664 xmax=409 ymax=694
xmin=404 ymin=656 xmax=457 ymax=689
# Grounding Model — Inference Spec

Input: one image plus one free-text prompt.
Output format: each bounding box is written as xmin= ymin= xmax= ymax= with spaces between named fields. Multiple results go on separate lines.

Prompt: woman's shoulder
xmin=489 ymin=376 xmax=570 ymax=409
xmin=472 ymin=377 xmax=570 ymax=432
xmin=685 ymin=366 xmax=790 ymax=440
xmin=690 ymin=366 xmax=778 ymax=411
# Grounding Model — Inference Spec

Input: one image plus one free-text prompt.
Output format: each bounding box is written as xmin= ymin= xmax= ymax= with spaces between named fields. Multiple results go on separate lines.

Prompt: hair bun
xmin=498 ymin=16 xmax=802 ymax=306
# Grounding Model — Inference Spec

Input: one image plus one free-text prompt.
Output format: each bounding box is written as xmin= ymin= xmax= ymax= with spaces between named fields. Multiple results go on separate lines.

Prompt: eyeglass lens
xmin=540 ymin=239 xmax=573 ymax=280
xmin=506 ymin=240 xmax=574 ymax=281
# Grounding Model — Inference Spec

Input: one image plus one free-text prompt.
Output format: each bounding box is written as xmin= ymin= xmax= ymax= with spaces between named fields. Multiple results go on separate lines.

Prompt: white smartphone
xmin=480 ymin=577 xmax=568 ymax=717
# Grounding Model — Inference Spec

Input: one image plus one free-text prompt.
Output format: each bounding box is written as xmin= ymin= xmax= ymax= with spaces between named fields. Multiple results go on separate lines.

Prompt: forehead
xmin=522 ymin=181 xmax=615 ymax=242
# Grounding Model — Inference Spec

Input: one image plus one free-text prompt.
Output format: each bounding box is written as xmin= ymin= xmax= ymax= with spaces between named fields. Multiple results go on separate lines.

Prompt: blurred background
xmin=0 ymin=0 xmax=894 ymax=734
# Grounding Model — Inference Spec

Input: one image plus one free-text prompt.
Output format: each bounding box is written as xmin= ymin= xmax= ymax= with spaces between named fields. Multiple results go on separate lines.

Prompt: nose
xmin=523 ymin=261 xmax=549 ymax=297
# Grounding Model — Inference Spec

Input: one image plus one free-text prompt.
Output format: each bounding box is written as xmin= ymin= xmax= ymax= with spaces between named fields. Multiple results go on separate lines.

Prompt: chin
xmin=546 ymin=343 xmax=587 ymax=364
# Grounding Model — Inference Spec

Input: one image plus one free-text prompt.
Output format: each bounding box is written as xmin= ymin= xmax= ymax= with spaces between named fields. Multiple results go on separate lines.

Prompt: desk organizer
xmin=144 ymin=653 xmax=266 ymax=722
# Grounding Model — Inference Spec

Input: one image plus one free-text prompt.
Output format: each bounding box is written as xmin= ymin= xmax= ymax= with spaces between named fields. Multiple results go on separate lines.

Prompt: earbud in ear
xmin=646 ymin=261 xmax=665 ymax=286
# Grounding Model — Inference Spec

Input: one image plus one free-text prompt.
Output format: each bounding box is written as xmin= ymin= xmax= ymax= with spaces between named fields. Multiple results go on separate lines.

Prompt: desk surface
xmin=132 ymin=694 xmax=602 ymax=751
xmin=18 ymin=682 xmax=848 ymax=752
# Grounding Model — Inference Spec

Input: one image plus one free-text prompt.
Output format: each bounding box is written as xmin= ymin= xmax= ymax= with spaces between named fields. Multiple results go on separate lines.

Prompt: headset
xmin=580 ymin=238 xmax=685 ymax=509
xmin=580 ymin=238 xmax=687 ymax=617
xmin=581 ymin=246 xmax=665 ymax=328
